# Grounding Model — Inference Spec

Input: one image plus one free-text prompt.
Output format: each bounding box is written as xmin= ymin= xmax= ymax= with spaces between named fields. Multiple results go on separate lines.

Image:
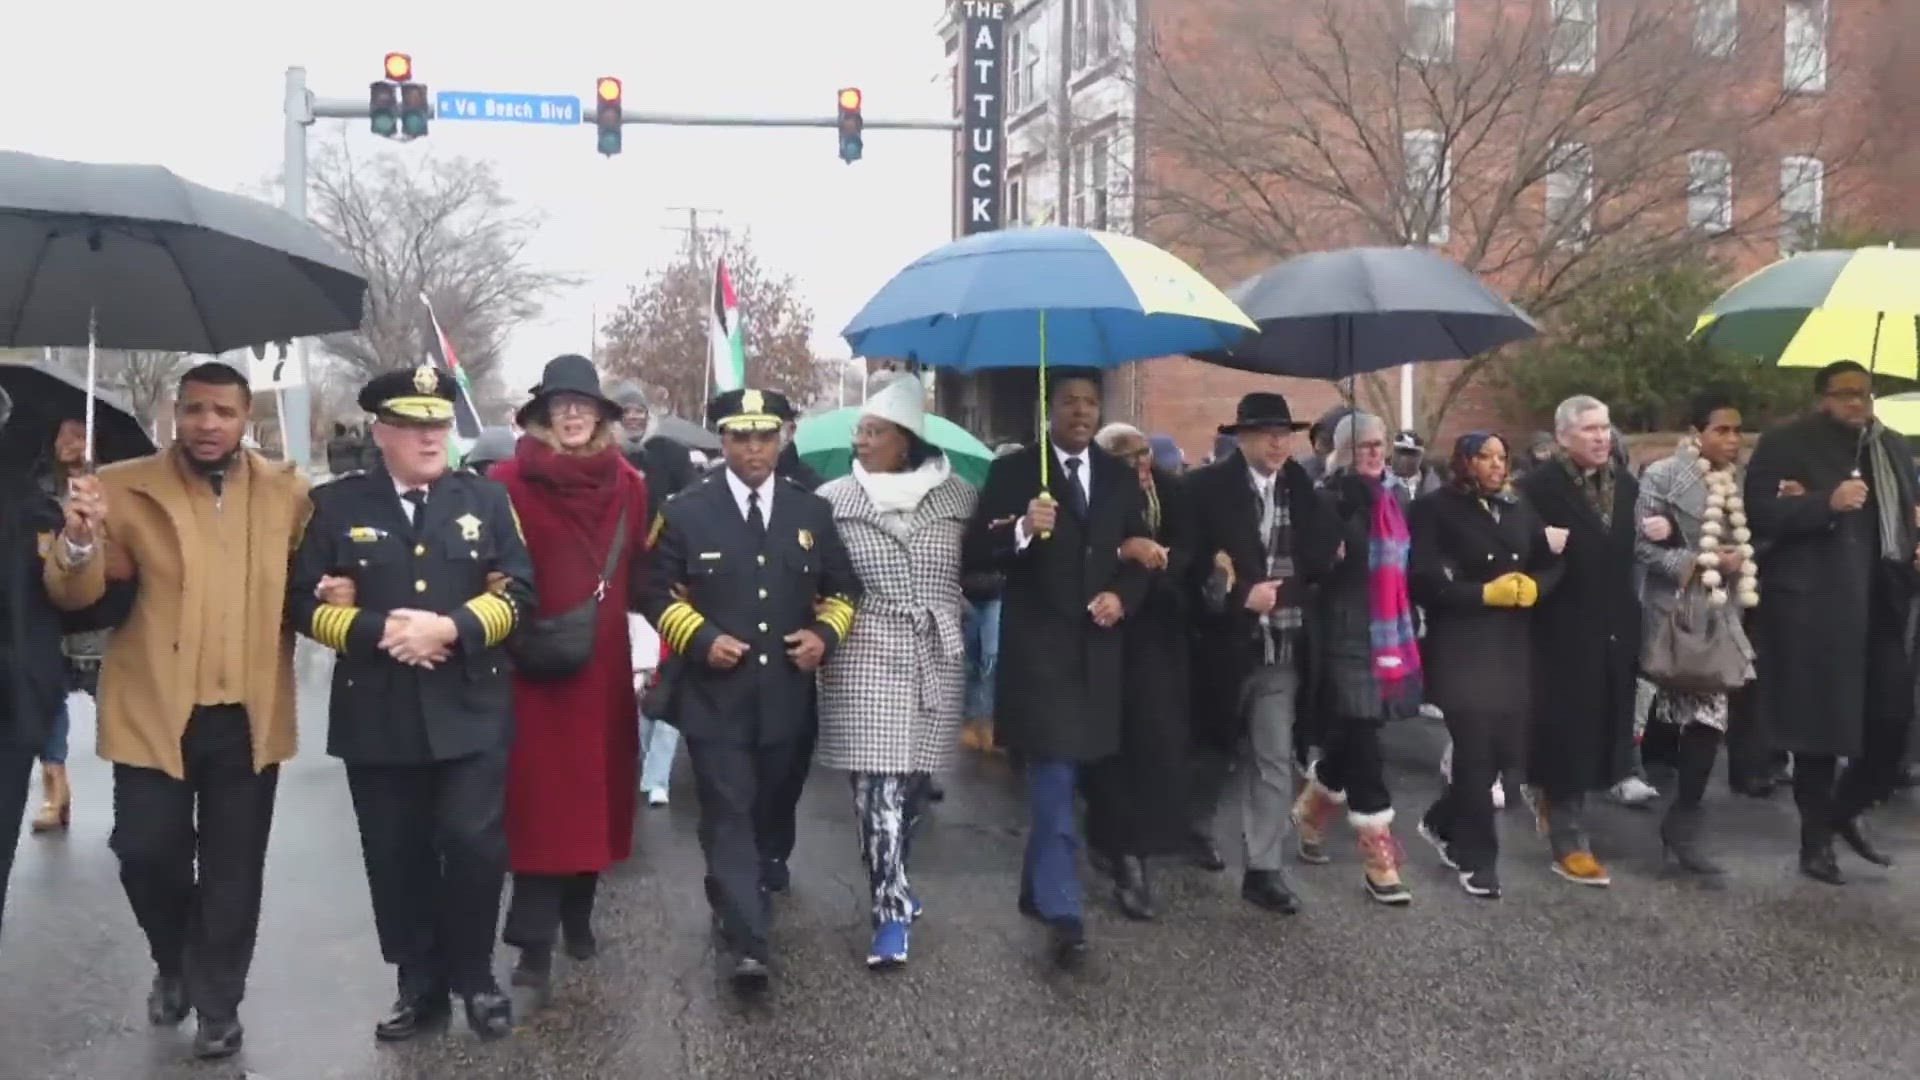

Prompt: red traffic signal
xmin=384 ymin=52 xmax=413 ymax=82
xmin=838 ymin=87 xmax=862 ymax=112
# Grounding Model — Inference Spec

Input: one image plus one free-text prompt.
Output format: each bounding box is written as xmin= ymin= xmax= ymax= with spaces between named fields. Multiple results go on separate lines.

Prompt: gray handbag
xmin=1641 ymin=587 xmax=1753 ymax=693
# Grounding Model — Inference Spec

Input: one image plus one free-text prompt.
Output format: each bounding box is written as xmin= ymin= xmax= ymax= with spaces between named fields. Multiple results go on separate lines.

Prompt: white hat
xmin=860 ymin=373 xmax=926 ymax=439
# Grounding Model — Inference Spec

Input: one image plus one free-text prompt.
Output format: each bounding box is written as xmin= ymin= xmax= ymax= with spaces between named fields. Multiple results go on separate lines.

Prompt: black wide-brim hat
xmin=1218 ymin=391 xmax=1312 ymax=435
xmin=515 ymin=353 xmax=623 ymax=427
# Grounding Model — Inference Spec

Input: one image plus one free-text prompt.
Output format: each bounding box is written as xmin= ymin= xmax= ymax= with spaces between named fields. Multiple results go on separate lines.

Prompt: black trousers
xmin=687 ymin=739 xmax=808 ymax=961
xmin=110 ymin=705 xmax=279 ymax=1021
xmin=503 ymin=872 xmax=598 ymax=952
xmin=1792 ymin=593 xmax=1915 ymax=823
xmin=760 ymin=697 xmax=818 ymax=869
xmin=344 ymin=748 xmax=508 ymax=997
xmin=1314 ymin=719 xmax=1392 ymax=816
xmin=0 ymin=745 xmax=33 ymax=942
xmin=1424 ymin=706 xmax=1529 ymax=873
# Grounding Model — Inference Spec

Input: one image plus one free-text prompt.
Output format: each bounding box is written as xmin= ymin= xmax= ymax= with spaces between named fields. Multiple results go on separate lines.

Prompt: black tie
xmin=747 ymin=490 xmax=766 ymax=537
xmin=402 ymin=489 xmax=427 ymax=531
xmin=1063 ymin=457 xmax=1088 ymax=521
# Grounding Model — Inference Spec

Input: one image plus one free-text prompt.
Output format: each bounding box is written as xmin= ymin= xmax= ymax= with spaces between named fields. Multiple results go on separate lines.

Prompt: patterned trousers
xmin=851 ymin=772 xmax=931 ymax=925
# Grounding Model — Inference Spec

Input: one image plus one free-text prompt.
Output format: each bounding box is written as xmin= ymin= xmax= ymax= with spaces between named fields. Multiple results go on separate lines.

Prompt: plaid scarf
xmin=1559 ymin=450 xmax=1615 ymax=527
xmin=1365 ymin=479 xmax=1423 ymax=705
xmin=1256 ymin=471 xmax=1303 ymax=661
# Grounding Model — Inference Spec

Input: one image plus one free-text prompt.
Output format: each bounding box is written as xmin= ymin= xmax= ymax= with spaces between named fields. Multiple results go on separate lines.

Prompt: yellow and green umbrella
xmin=1692 ymin=246 xmax=1920 ymax=378
xmin=794 ymin=406 xmax=993 ymax=487
xmin=1874 ymin=392 xmax=1920 ymax=436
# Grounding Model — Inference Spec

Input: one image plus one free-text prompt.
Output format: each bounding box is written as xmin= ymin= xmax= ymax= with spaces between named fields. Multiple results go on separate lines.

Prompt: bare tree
xmin=1132 ymin=0 xmax=1862 ymax=433
xmin=304 ymin=134 xmax=573 ymax=404
xmin=598 ymin=232 xmax=829 ymax=418
xmin=111 ymin=350 xmax=190 ymax=424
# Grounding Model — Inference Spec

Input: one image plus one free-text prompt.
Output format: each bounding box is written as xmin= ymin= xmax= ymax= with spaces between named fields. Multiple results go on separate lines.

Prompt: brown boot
xmin=1352 ymin=809 xmax=1412 ymax=905
xmin=31 ymin=763 xmax=70 ymax=834
xmin=1289 ymin=774 xmax=1345 ymax=865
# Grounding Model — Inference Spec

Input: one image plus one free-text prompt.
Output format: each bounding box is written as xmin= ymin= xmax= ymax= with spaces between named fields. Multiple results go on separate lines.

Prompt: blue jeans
xmin=964 ymin=599 xmax=1002 ymax=720
xmin=640 ymin=711 xmax=681 ymax=793
xmin=41 ymin=698 xmax=70 ymax=765
xmin=1020 ymin=759 xmax=1082 ymax=922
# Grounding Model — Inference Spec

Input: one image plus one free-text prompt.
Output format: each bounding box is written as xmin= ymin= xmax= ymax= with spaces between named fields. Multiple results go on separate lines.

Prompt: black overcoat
xmin=963 ymin=443 xmax=1150 ymax=762
xmin=1743 ymin=413 xmax=1918 ymax=757
xmin=1515 ymin=461 xmax=1640 ymax=795
xmin=1181 ymin=452 xmax=1338 ymax=754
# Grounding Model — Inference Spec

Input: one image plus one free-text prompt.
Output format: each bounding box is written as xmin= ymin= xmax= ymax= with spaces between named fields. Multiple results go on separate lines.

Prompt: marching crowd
xmin=0 ymin=349 xmax=1914 ymax=1061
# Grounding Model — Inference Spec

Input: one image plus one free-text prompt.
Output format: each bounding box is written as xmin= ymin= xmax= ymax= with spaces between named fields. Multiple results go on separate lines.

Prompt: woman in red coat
xmin=487 ymin=354 xmax=647 ymax=992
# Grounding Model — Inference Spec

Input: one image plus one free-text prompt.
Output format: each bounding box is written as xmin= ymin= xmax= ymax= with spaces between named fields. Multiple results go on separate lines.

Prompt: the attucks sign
xmin=958 ymin=1 xmax=1007 ymax=235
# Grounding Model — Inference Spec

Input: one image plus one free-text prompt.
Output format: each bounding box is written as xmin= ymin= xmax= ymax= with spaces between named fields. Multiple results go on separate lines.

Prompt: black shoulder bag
xmin=507 ymin=506 xmax=628 ymax=680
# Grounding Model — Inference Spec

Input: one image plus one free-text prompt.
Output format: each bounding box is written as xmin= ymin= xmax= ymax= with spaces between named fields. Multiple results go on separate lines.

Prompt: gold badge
xmin=412 ymin=364 xmax=439 ymax=395
xmin=742 ymin=388 xmax=764 ymax=415
xmin=348 ymin=526 xmax=381 ymax=543
xmin=455 ymin=513 xmax=482 ymax=542
xmin=797 ymin=528 xmax=813 ymax=550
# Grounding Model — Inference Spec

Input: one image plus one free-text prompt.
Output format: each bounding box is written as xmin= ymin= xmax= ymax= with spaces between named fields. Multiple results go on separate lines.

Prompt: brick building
xmin=940 ymin=0 xmax=1916 ymax=462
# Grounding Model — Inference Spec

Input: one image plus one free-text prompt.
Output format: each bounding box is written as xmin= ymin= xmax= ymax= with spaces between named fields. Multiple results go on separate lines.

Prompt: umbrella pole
xmin=1856 ymin=310 xmax=1886 ymax=475
xmin=85 ymin=306 xmax=97 ymax=468
xmin=1036 ymin=309 xmax=1055 ymax=540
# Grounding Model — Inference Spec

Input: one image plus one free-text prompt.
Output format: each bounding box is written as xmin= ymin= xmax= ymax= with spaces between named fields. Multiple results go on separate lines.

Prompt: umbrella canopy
xmin=1874 ymin=392 xmax=1920 ymax=437
xmin=0 ymin=150 xmax=367 ymax=352
xmin=1692 ymin=246 xmax=1920 ymax=379
xmin=652 ymin=414 xmax=722 ymax=453
xmin=1191 ymin=246 xmax=1540 ymax=379
xmin=0 ymin=361 xmax=155 ymax=470
xmin=841 ymin=226 xmax=1256 ymax=369
xmin=793 ymin=406 xmax=993 ymax=488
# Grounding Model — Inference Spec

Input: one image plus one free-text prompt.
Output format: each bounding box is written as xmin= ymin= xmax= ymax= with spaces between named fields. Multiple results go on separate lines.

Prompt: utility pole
xmin=662 ymin=207 xmax=725 ymax=413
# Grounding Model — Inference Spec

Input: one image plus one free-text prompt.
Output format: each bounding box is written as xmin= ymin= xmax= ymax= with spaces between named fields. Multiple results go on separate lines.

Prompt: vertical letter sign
xmin=960 ymin=2 xmax=1008 ymax=234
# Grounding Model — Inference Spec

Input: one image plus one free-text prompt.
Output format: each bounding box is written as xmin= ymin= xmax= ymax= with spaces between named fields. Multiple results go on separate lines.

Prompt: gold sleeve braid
xmin=817 ymin=595 xmax=856 ymax=640
xmin=462 ymin=593 xmax=518 ymax=647
xmin=311 ymin=604 xmax=361 ymax=652
xmin=657 ymin=600 xmax=705 ymax=653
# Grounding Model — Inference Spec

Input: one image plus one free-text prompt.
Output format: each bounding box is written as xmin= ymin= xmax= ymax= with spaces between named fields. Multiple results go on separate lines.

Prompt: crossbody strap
xmin=591 ymin=507 xmax=629 ymax=602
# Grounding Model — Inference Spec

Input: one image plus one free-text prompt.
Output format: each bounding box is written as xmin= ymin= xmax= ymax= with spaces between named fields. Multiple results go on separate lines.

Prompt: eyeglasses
xmin=1823 ymin=389 xmax=1871 ymax=403
xmin=549 ymin=396 xmax=600 ymax=416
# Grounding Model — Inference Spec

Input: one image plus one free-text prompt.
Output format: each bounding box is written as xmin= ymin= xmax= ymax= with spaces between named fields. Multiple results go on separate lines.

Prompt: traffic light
xmin=837 ymin=87 xmax=864 ymax=163
xmin=384 ymin=52 xmax=413 ymax=82
xmin=595 ymin=77 xmax=623 ymax=156
xmin=369 ymin=81 xmax=398 ymax=138
xmin=400 ymin=83 xmax=430 ymax=138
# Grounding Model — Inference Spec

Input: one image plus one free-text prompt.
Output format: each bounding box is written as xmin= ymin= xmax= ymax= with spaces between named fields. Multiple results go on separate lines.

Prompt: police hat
xmin=706 ymin=388 xmax=794 ymax=433
xmin=360 ymin=364 xmax=456 ymax=425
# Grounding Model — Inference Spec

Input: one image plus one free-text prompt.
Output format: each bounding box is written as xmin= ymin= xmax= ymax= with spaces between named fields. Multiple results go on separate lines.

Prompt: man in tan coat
xmin=48 ymin=362 xmax=309 ymax=1061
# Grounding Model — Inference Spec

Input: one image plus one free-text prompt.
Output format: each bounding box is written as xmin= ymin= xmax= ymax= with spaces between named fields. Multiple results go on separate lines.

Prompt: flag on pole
xmin=709 ymin=257 xmax=747 ymax=394
xmin=421 ymin=294 xmax=484 ymax=463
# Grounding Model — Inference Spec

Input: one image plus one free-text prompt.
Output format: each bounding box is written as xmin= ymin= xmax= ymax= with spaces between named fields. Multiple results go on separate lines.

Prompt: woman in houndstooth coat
xmin=816 ymin=375 xmax=976 ymax=969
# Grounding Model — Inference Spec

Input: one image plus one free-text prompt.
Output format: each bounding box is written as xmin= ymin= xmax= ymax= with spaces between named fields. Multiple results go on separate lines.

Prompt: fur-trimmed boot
xmin=1352 ymin=809 xmax=1412 ymax=905
xmin=1290 ymin=769 xmax=1346 ymax=865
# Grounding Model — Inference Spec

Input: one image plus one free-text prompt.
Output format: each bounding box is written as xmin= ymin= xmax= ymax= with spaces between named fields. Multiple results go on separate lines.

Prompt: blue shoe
xmin=908 ymin=891 xmax=924 ymax=922
xmin=866 ymin=920 xmax=909 ymax=969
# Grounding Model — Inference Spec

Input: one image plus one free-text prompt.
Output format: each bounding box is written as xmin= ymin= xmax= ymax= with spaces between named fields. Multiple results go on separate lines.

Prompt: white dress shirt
xmin=724 ymin=468 xmax=776 ymax=522
xmin=393 ymin=479 xmax=430 ymax=524
xmin=1014 ymin=444 xmax=1092 ymax=550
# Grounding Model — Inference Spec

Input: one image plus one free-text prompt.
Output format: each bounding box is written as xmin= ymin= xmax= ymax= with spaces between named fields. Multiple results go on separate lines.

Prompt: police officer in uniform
xmin=644 ymin=388 xmax=860 ymax=988
xmin=288 ymin=365 xmax=535 ymax=1040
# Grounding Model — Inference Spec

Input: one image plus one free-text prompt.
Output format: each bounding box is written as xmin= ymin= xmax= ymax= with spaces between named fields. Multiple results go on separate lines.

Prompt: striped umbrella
xmin=1873 ymin=392 xmax=1920 ymax=436
xmin=1692 ymin=246 xmax=1920 ymax=379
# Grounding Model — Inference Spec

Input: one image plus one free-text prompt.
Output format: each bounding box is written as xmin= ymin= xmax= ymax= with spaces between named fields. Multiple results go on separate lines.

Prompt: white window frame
xmin=1406 ymin=0 xmax=1456 ymax=64
xmin=1545 ymin=141 xmax=1595 ymax=246
xmin=1693 ymin=0 xmax=1738 ymax=58
xmin=1006 ymin=166 xmax=1027 ymax=226
xmin=1784 ymin=1 xmax=1827 ymax=94
xmin=1071 ymin=0 xmax=1115 ymax=73
xmin=1549 ymin=0 xmax=1599 ymax=75
xmin=1403 ymin=129 xmax=1451 ymax=245
xmin=1070 ymin=131 xmax=1113 ymax=231
xmin=1780 ymin=155 xmax=1824 ymax=255
xmin=1007 ymin=25 xmax=1032 ymax=113
xmin=1687 ymin=149 xmax=1734 ymax=235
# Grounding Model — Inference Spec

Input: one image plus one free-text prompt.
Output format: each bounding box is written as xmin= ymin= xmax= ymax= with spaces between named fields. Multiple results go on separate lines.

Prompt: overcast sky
xmin=2 ymin=1 xmax=955 ymax=393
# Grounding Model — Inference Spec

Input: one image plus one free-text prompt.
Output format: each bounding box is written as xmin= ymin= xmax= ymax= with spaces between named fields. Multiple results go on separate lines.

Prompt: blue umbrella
xmin=841 ymin=227 xmax=1255 ymax=369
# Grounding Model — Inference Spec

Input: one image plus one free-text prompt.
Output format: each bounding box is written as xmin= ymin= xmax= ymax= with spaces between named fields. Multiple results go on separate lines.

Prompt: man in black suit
xmin=963 ymin=371 xmax=1152 ymax=964
xmin=1181 ymin=393 xmax=1336 ymax=915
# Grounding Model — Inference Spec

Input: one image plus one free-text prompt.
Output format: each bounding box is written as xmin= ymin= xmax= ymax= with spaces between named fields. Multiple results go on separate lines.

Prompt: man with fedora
xmin=1182 ymin=392 xmax=1339 ymax=914
xmin=641 ymin=387 xmax=859 ymax=988
xmin=289 ymin=364 xmax=535 ymax=1041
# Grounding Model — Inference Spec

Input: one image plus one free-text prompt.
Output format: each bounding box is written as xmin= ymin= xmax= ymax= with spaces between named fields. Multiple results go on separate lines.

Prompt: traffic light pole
xmin=610 ymin=112 xmax=957 ymax=131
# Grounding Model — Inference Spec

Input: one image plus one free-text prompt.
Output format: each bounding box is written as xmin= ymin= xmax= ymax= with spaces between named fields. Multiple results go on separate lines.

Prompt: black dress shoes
xmin=192 ymin=1016 xmax=244 ymax=1060
xmin=1113 ymin=856 xmax=1157 ymax=921
xmin=730 ymin=956 xmax=772 ymax=990
xmin=562 ymin=923 xmax=599 ymax=961
xmin=760 ymin=859 xmax=791 ymax=894
xmin=1799 ymin=826 xmax=1845 ymax=886
xmin=1186 ymin=833 xmax=1227 ymax=872
xmin=1242 ymin=870 xmax=1301 ymax=914
xmin=1835 ymin=818 xmax=1894 ymax=867
xmin=373 ymin=993 xmax=451 ymax=1042
xmin=1048 ymin=919 xmax=1088 ymax=967
xmin=146 ymin=974 xmax=189 ymax=1026
xmin=461 ymin=989 xmax=514 ymax=1040
xmin=511 ymin=947 xmax=552 ymax=990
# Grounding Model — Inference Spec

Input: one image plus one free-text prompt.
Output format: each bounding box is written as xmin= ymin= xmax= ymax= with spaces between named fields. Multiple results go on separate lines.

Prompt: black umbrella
xmin=652 ymin=415 xmax=722 ymax=453
xmin=1191 ymin=246 xmax=1539 ymax=379
xmin=0 ymin=150 xmax=366 ymax=353
xmin=0 ymin=361 xmax=155 ymax=473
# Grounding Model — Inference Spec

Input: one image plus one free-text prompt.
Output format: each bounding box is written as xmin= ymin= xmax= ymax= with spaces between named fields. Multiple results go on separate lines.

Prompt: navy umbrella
xmin=1191 ymin=246 xmax=1539 ymax=380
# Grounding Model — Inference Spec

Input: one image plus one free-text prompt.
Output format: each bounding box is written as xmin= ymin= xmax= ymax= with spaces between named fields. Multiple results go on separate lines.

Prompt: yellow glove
xmin=1511 ymin=573 xmax=1540 ymax=608
xmin=1482 ymin=574 xmax=1522 ymax=608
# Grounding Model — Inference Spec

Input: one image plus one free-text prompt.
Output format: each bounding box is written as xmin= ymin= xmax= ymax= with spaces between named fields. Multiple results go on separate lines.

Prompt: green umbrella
xmin=794 ymin=406 xmax=993 ymax=487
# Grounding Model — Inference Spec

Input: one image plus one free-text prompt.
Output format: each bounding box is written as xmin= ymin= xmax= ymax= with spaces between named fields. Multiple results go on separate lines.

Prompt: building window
xmin=1687 ymin=150 xmax=1733 ymax=234
xmin=1693 ymin=0 xmax=1737 ymax=58
xmin=1007 ymin=169 xmax=1027 ymax=226
xmin=1072 ymin=0 xmax=1116 ymax=73
xmin=1008 ymin=26 xmax=1031 ymax=112
xmin=1780 ymin=155 xmax=1824 ymax=255
xmin=1403 ymin=129 xmax=1451 ymax=244
xmin=1549 ymin=0 xmax=1599 ymax=75
xmin=1784 ymin=1 xmax=1827 ymax=93
xmin=1406 ymin=0 xmax=1455 ymax=63
xmin=1545 ymin=141 xmax=1594 ymax=246
xmin=1071 ymin=132 xmax=1112 ymax=230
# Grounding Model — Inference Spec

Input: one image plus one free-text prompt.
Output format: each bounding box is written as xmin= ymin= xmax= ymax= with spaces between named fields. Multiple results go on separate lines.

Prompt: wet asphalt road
xmin=4 ymin=642 xmax=1919 ymax=1079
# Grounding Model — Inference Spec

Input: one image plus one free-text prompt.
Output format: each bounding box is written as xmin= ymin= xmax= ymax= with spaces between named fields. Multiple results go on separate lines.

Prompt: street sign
xmin=434 ymin=91 xmax=581 ymax=125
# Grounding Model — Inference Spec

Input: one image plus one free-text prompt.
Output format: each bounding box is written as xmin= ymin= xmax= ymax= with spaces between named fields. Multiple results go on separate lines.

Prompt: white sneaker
xmin=1491 ymin=778 xmax=1506 ymax=809
xmin=1609 ymin=776 xmax=1659 ymax=807
xmin=1439 ymin=741 xmax=1453 ymax=782
xmin=647 ymin=788 xmax=669 ymax=807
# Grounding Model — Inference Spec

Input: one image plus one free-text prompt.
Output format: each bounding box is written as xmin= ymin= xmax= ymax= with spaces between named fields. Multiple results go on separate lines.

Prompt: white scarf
xmin=854 ymin=454 xmax=950 ymax=516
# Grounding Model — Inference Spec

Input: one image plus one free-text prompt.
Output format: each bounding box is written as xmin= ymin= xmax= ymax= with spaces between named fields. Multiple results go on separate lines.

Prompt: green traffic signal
xmin=839 ymin=135 xmax=863 ymax=163
xmin=369 ymin=80 xmax=399 ymax=138
xmin=372 ymin=113 xmax=398 ymax=137
xmin=598 ymin=128 xmax=622 ymax=155
xmin=399 ymin=83 xmax=430 ymax=138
